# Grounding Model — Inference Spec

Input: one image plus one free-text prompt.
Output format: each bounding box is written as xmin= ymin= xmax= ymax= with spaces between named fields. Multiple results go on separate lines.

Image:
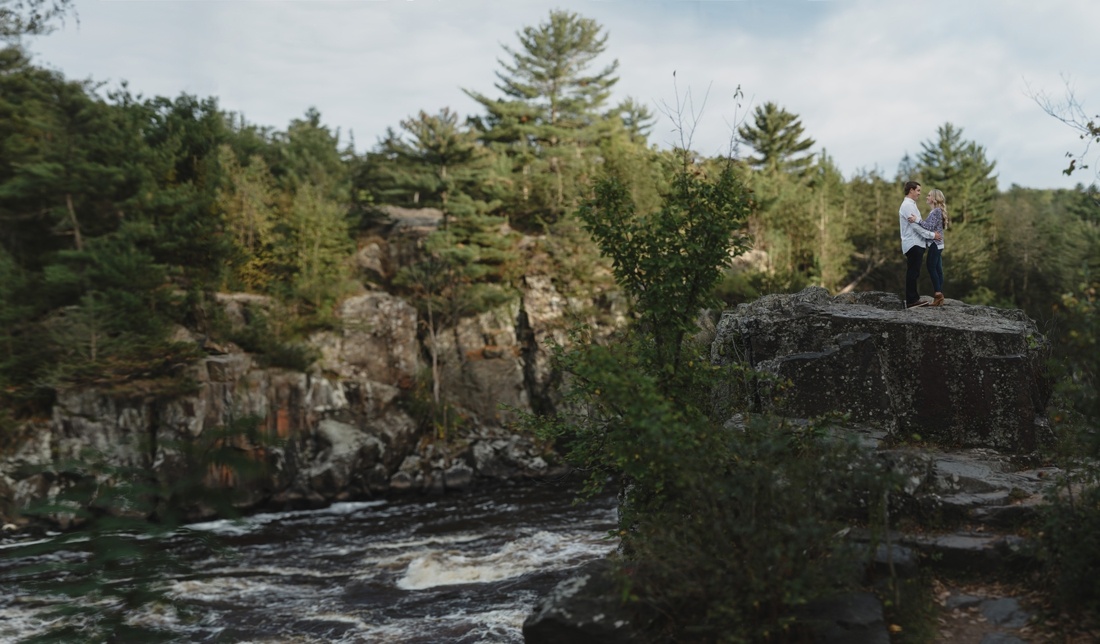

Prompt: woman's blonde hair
xmin=929 ymin=189 xmax=949 ymax=229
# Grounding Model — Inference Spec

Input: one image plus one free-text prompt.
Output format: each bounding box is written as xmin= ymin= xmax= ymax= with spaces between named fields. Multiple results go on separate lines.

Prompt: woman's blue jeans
xmin=926 ymin=244 xmax=944 ymax=293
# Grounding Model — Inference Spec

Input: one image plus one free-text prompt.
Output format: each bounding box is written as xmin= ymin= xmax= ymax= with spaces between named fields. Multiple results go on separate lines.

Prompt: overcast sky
xmin=22 ymin=0 xmax=1100 ymax=190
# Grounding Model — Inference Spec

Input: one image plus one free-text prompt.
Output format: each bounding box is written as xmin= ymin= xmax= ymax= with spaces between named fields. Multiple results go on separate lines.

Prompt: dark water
xmin=0 ymin=482 xmax=618 ymax=643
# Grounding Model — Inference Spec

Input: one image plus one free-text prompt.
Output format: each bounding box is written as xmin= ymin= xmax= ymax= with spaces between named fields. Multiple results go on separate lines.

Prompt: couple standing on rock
xmin=899 ymin=180 xmax=949 ymax=308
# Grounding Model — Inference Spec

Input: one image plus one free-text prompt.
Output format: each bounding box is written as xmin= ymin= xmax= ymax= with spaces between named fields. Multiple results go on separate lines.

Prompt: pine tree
xmin=609 ymin=97 xmax=656 ymax=146
xmin=393 ymin=226 xmax=515 ymax=437
xmin=737 ymin=102 xmax=816 ymax=175
xmin=465 ymin=9 xmax=619 ymax=226
xmin=123 ymin=92 xmax=233 ymax=290
xmin=843 ymin=169 xmax=900 ymax=292
xmin=0 ymin=0 xmax=74 ymax=37
xmin=744 ymin=166 xmax=814 ymax=289
xmin=369 ymin=108 xmax=499 ymax=221
xmin=271 ymin=107 xmax=349 ymax=202
xmin=0 ymin=46 xmax=142 ymax=267
xmin=916 ymin=122 xmax=998 ymax=226
xmin=1062 ymin=182 xmax=1100 ymax=228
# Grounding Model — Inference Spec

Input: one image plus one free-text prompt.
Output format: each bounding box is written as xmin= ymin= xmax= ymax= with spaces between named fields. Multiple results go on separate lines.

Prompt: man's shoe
xmin=906 ymin=300 xmax=928 ymax=309
xmin=932 ymin=292 xmax=945 ymax=306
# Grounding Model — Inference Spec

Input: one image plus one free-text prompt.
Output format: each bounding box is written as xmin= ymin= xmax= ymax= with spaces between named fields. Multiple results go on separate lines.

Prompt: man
xmin=899 ymin=181 xmax=942 ymax=308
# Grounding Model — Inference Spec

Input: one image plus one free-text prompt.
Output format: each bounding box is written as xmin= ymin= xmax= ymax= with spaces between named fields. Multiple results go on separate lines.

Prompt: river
xmin=0 ymin=481 xmax=618 ymax=643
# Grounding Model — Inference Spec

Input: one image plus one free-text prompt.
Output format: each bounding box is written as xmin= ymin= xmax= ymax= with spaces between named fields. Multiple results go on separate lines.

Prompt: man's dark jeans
xmin=905 ymin=245 xmax=926 ymax=306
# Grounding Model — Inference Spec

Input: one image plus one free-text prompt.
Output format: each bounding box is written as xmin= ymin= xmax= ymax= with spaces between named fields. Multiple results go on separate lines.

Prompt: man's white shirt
xmin=899 ymin=197 xmax=936 ymax=253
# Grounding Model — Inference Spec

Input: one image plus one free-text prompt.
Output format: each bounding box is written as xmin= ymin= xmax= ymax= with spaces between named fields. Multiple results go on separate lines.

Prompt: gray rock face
xmin=527 ymin=567 xmax=893 ymax=644
xmin=793 ymin=592 xmax=891 ymax=644
xmin=1 ymin=273 xmax=602 ymax=525
xmin=522 ymin=559 xmax=638 ymax=644
xmin=979 ymin=597 xmax=1032 ymax=629
xmin=711 ymin=287 xmax=1051 ymax=452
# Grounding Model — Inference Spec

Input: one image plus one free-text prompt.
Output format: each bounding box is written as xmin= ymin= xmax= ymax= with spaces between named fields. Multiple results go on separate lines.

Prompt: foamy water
xmin=397 ymin=530 xmax=613 ymax=590
xmin=0 ymin=483 xmax=618 ymax=642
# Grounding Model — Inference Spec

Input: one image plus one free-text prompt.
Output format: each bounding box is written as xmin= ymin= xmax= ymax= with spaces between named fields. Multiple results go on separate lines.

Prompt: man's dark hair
xmin=903 ymin=181 xmax=921 ymax=196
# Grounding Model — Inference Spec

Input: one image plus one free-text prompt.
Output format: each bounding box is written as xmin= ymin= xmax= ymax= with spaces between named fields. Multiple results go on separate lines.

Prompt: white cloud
xmin=23 ymin=0 xmax=1100 ymax=189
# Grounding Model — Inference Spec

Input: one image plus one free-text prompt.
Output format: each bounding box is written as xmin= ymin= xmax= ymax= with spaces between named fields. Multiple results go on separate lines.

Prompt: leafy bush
xmin=520 ymin=158 xmax=896 ymax=641
xmin=1039 ymin=476 xmax=1100 ymax=613
xmin=621 ymin=415 xmax=886 ymax=643
xmin=220 ymin=307 xmax=319 ymax=372
xmin=1038 ymin=281 xmax=1100 ymax=614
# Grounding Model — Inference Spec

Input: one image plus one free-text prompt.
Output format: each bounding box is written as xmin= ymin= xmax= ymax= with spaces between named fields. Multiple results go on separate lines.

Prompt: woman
xmin=908 ymin=189 xmax=948 ymax=306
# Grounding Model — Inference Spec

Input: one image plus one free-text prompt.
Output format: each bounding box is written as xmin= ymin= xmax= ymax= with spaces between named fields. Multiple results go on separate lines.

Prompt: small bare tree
xmin=1030 ymin=78 xmax=1100 ymax=178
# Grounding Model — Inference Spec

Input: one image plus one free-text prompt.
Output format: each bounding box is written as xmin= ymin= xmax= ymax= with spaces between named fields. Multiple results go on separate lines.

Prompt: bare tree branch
xmin=1026 ymin=75 xmax=1100 ymax=177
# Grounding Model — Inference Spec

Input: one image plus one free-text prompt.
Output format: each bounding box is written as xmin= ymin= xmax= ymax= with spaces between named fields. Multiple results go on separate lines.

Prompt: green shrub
xmin=519 ymin=158 xmax=897 ymax=641
xmin=1039 ymin=476 xmax=1100 ymax=613
xmin=619 ymin=415 xmax=887 ymax=642
xmin=1037 ymin=281 xmax=1100 ymax=615
xmin=225 ymin=309 xmax=318 ymax=371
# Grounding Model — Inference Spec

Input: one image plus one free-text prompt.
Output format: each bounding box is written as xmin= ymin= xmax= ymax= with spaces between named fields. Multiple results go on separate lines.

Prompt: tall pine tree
xmin=368 ymin=108 xmax=499 ymax=222
xmin=465 ymin=10 xmax=619 ymax=227
xmin=916 ymin=122 xmax=998 ymax=226
xmin=737 ymin=102 xmax=816 ymax=175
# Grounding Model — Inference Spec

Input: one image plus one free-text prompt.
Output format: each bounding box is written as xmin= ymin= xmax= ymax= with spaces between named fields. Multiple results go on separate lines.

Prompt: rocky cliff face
xmin=1 ymin=272 xmax=1054 ymax=527
xmin=0 ymin=270 xmax=622 ymax=526
xmin=711 ymin=287 xmax=1052 ymax=452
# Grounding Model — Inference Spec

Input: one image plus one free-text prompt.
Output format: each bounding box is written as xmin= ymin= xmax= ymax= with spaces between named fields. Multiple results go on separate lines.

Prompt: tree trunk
xmin=65 ymin=193 xmax=83 ymax=251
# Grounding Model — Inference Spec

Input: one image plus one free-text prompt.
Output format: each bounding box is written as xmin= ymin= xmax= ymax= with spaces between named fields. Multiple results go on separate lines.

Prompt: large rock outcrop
xmin=0 ymin=275 xmax=612 ymax=525
xmin=710 ymin=287 xmax=1052 ymax=452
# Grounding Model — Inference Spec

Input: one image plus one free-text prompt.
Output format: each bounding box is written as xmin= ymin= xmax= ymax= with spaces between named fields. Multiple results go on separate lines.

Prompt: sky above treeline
xmin=23 ymin=0 xmax=1100 ymax=191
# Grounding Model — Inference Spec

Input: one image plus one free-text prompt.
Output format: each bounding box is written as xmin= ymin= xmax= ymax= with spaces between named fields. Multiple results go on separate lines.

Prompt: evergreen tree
xmin=744 ymin=165 xmax=815 ymax=289
xmin=916 ymin=122 xmax=998 ymax=225
xmin=122 ymin=92 xmax=233 ymax=291
xmin=0 ymin=46 xmax=141 ymax=268
xmin=737 ymin=102 xmax=816 ymax=175
xmin=481 ymin=9 xmax=618 ymax=132
xmin=609 ymin=97 xmax=655 ymax=146
xmin=0 ymin=0 xmax=74 ymax=37
xmin=1062 ymin=182 xmax=1100 ymax=228
xmin=270 ymin=107 xmax=349 ymax=202
xmin=394 ymin=226 xmax=515 ymax=437
xmin=0 ymin=245 xmax=36 ymax=410
xmin=990 ymin=186 xmax=1091 ymax=316
xmin=596 ymin=102 xmax=665 ymax=219
xmin=465 ymin=9 xmax=619 ymax=226
xmin=896 ymin=153 xmax=919 ymax=183
xmin=368 ymin=107 xmax=499 ymax=222
xmin=842 ymin=169 xmax=899 ymax=293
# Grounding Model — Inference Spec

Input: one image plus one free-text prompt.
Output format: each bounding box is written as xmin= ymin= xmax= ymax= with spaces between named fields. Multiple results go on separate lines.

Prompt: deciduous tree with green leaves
xmin=521 ymin=152 xmax=894 ymax=641
xmin=214 ymin=144 xmax=278 ymax=292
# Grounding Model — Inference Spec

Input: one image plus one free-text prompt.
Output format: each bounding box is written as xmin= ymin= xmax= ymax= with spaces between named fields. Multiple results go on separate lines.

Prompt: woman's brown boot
xmin=932 ymin=292 xmax=945 ymax=306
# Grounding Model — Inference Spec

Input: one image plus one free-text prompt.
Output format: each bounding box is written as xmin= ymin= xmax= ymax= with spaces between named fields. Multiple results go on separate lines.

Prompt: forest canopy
xmin=0 ymin=8 xmax=1098 ymax=420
